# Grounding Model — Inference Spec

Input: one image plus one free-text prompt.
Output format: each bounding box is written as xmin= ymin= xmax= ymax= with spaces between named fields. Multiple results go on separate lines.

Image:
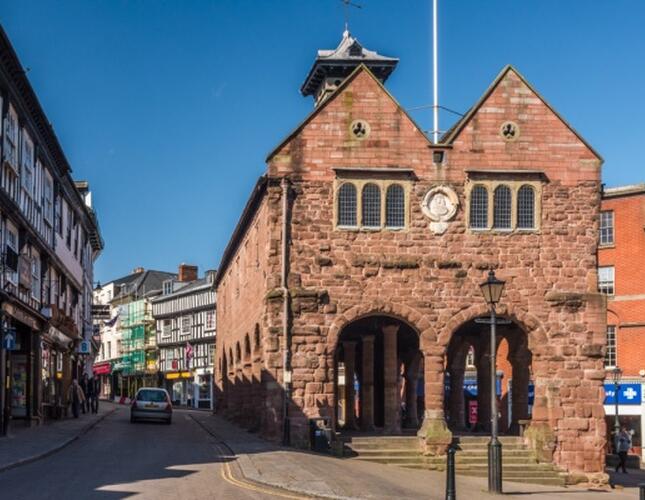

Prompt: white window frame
xmin=3 ymin=104 xmax=19 ymax=171
xmin=180 ymin=315 xmax=191 ymax=336
xmin=604 ymin=325 xmax=617 ymax=368
xmin=600 ymin=210 xmax=614 ymax=246
xmin=43 ymin=171 xmax=53 ymax=223
xmin=5 ymin=223 xmax=18 ymax=284
xmin=162 ymin=280 xmax=173 ymax=295
xmin=598 ymin=266 xmax=615 ymax=295
xmin=162 ymin=319 xmax=172 ymax=339
xmin=205 ymin=310 xmax=216 ymax=330
xmin=20 ymin=129 xmax=35 ymax=196
xmin=31 ymin=249 xmax=41 ymax=301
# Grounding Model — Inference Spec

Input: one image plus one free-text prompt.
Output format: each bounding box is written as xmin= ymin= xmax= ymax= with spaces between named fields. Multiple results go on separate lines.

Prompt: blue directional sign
xmin=604 ymin=383 xmax=642 ymax=405
xmin=2 ymin=328 xmax=16 ymax=351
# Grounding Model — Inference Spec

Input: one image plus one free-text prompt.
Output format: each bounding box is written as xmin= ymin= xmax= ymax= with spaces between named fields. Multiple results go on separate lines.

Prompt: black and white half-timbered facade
xmin=0 ymin=26 xmax=103 ymax=433
xmin=151 ymin=267 xmax=216 ymax=409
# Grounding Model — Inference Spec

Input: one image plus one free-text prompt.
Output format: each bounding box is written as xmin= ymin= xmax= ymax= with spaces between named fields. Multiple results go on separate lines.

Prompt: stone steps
xmin=345 ymin=434 xmax=567 ymax=487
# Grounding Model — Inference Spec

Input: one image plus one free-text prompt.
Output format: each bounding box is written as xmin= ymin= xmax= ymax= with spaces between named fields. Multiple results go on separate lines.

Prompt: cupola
xmin=300 ymin=30 xmax=398 ymax=107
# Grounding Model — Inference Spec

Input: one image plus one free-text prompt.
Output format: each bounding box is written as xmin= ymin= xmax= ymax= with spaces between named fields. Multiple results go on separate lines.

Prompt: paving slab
xmin=191 ymin=413 xmax=638 ymax=499
xmin=0 ymin=401 xmax=117 ymax=472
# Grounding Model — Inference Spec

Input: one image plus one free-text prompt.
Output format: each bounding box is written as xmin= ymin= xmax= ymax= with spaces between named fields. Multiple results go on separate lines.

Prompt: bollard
xmin=446 ymin=444 xmax=456 ymax=500
xmin=640 ymin=483 xmax=645 ymax=500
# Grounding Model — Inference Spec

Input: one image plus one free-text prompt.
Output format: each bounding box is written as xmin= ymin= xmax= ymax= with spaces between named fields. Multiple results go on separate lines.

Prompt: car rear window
xmin=136 ymin=390 xmax=167 ymax=402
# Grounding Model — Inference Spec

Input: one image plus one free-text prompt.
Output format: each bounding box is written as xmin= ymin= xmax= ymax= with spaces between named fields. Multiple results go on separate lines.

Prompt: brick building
xmin=598 ymin=184 xmax=645 ymax=459
xmin=214 ymin=31 xmax=608 ymax=483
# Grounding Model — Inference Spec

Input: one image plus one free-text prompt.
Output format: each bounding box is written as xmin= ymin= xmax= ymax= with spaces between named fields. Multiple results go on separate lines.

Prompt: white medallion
xmin=421 ymin=186 xmax=459 ymax=235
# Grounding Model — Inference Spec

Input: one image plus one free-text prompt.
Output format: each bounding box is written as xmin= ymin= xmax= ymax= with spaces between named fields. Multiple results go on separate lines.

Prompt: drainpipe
xmin=281 ymin=177 xmax=292 ymax=446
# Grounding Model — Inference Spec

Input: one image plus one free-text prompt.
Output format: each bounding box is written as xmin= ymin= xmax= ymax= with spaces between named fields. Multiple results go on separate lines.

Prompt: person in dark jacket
xmin=79 ymin=373 xmax=89 ymax=414
xmin=67 ymin=379 xmax=86 ymax=418
xmin=87 ymin=376 xmax=99 ymax=414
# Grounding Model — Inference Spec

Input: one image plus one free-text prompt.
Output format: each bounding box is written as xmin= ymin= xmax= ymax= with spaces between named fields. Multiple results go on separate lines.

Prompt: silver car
xmin=130 ymin=388 xmax=172 ymax=424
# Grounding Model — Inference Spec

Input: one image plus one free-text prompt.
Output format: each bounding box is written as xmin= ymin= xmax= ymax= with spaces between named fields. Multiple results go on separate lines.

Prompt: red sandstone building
xmin=214 ymin=32 xmax=608 ymax=483
xmin=598 ymin=184 xmax=645 ymax=460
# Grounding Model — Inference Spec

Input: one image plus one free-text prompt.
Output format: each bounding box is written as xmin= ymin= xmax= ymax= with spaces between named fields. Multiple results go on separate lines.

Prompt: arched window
xmin=254 ymin=324 xmax=260 ymax=350
xmin=493 ymin=185 xmax=512 ymax=229
xmin=362 ymin=183 xmax=381 ymax=228
xmin=337 ymin=183 xmax=357 ymax=226
xmin=385 ymin=184 xmax=405 ymax=228
xmin=469 ymin=185 xmax=488 ymax=229
xmin=228 ymin=348 xmax=233 ymax=373
xmin=517 ymin=185 xmax=535 ymax=229
xmin=244 ymin=335 xmax=251 ymax=361
xmin=235 ymin=342 xmax=241 ymax=363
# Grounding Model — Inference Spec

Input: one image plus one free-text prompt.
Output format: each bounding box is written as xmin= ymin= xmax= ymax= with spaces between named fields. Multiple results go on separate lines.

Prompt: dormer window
xmin=162 ymin=280 xmax=174 ymax=296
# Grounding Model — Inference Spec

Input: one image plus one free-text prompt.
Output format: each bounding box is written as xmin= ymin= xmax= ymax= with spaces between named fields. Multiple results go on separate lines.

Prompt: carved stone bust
xmin=421 ymin=186 xmax=459 ymax=234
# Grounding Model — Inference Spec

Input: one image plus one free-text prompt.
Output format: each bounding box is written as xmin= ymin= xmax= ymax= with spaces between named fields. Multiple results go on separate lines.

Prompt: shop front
xmin=604 ymin=380 xmax=644 ymax=460
xmin=193 ymin=368 xmax=213 ymax=409
xmin=41 ymin=326 xmax=75 ymax=420
xmin=92 ymin=361 xmax=112 ymax=399
xmin=2 ymin=301 xmax=45 ymax=427
xmin=164 ymin=371 xmax=193 ymax=406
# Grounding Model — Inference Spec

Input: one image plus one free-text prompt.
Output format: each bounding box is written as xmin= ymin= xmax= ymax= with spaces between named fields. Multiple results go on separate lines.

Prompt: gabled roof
xmin=108 ymin=269 xmax=177 ymax=300
xmin=440 ymin=64 xmax=603 ymax=162
xmin=301 ymin=30 xmax=398 ymax=97
xmin=151 ymin=276 xmax=216 ymax=304
xmin=267 ymin=64 xmax=432 ymax=162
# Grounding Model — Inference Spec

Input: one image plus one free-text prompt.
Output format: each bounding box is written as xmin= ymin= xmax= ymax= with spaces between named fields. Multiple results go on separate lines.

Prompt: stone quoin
xmin=213 ymin=31 xmax=608 ymax=485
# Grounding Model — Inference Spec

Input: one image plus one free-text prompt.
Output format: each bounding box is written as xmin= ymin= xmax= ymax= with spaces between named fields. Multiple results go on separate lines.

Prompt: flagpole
xmin=433 ymin=0 xmax=439 ymax=144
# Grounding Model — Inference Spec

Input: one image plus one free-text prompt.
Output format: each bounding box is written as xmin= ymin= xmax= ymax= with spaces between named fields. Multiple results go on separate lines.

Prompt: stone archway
xmin=444 ymin=314 xmax=533 ymax=436
xmin=334 ymin=314 xmax=424 ymax=435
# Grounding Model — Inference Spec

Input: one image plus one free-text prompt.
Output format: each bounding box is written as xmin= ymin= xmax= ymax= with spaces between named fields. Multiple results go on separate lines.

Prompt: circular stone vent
xmin=350 ymin=119 xmax=370 ymax=140
xmin=500 ymin=121 xmax=520 ymax=141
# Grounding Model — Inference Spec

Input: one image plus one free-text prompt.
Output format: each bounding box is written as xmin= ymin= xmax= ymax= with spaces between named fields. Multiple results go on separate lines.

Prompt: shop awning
xmin=93 ymin=362 xmax=112 ymax=375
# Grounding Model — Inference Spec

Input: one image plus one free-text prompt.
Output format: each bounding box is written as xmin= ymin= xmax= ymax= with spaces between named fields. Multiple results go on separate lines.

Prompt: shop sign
xmin=468 ymin=400 xmax=478 ymax=425
xmin=77 ymin=340 xmax=91 ymax=355
xmin=463 ymin=378 xmax=502 ymax=397
xmin=18 ymin=255 xmax=31 ymax=291
xmin=2 ymin=302 xmax=41 ymax=331
xmin=93 ymin=362 xmax=112 ymax=375
xmin=604 ymin=383 xmax=642 ymax=405
xmin=166 ymin=371 xmax=192 ymax=380
xmin=91 ymin=304 xmax=111 ymax=320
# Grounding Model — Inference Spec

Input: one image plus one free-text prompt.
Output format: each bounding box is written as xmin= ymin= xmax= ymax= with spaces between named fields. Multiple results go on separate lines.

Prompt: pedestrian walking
xmin=86 ymin=376 xmax=97 ymax=414
xmin=91 ymin=377 xmax=101 ymax=413
xmin=615 ymin=426 xmax=632 ymax=473
xmin=67 ymin=379 xmax=86 ymax=419
xmin=80 ymin=373 xmax=89 ymax=414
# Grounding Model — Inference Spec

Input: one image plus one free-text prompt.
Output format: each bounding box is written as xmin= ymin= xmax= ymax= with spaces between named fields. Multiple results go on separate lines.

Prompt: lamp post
xmin=479 ymin=269 xmax=506 ymax=494
xmin=612 ymin=367 xmax=622 ymax=450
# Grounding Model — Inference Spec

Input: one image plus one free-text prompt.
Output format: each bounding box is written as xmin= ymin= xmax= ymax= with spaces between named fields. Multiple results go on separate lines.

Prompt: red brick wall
xmin=218 ymin=66 xmax=607 ymax=479
xmin=599 ymin=191 xmax=645 ymax=376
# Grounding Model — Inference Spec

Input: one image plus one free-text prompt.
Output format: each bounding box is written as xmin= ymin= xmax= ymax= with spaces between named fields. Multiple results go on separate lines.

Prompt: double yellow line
xmin=190 ymin=413 xmax=309 ymax=499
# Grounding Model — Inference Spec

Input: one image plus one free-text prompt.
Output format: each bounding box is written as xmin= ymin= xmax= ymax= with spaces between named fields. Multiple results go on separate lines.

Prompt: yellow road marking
xmin=213 ymin=441 xmax=308 ymax=499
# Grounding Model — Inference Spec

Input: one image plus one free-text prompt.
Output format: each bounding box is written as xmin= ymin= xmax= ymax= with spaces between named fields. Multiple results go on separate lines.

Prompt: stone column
xmin=361 ymin=335 xmax=375 ymax=431
xmin=382 ymin=324 xmax=400 ymax=434
xmin=342 ymin=341 xmax=358 ymax=430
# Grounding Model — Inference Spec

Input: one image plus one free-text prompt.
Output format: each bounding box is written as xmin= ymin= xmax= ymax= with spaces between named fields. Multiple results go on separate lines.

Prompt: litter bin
xmin=309 ymin=417 xmax=332 ymax=453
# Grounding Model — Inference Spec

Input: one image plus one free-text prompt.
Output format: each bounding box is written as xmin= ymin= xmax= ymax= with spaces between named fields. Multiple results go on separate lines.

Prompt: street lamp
xmin=612 ymin=366 xmax=622 ymax=450
xmin=479 ymin=269 xmax=506 ymax=494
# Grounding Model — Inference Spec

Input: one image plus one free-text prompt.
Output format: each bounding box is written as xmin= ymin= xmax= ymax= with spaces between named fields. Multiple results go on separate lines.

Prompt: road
xmin=0 ymin=406 xmax=280 ymax=500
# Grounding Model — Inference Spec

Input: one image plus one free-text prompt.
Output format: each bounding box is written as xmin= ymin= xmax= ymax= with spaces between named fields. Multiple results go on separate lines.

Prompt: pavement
xmin=0 ymin=402 xmax=642 ymax=499
xmin=191 ymin=412 xmax=643 ymax=500
xmin=0 ymin=401 xmax=116 ymax=472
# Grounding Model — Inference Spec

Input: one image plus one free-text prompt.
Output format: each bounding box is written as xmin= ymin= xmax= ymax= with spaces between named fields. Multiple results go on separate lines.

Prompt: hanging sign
xmin=604 ymin=383 xmax=641 ymax=405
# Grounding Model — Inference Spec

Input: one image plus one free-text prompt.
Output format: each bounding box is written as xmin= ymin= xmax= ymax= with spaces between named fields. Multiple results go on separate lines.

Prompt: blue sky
xmin=2 ymin=1 xmax=644 ymax=283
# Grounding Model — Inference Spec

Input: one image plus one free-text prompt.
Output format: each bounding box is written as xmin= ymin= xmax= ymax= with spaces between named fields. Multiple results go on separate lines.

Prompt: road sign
xmin=2 ymin=328 xmax=17 ymax=351
xmin=77 ymin=340 xmax=91 ymax=355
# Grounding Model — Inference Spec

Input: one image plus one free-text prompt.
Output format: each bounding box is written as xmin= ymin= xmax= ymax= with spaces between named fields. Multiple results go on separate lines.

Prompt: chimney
xmin=178 ymin=264 xmax=198 ymax=282
xmin=133 ymin=267 xmax=144 ymax=274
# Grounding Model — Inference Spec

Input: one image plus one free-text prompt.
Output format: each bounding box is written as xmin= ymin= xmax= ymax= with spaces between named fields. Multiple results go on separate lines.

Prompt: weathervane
xmin=341 ymin=0 xmax=362 ymax=33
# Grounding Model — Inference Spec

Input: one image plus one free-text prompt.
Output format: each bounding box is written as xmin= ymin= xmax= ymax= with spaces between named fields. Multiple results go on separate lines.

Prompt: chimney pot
xmin=178 ymin=264 xmax=198 ymax=282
